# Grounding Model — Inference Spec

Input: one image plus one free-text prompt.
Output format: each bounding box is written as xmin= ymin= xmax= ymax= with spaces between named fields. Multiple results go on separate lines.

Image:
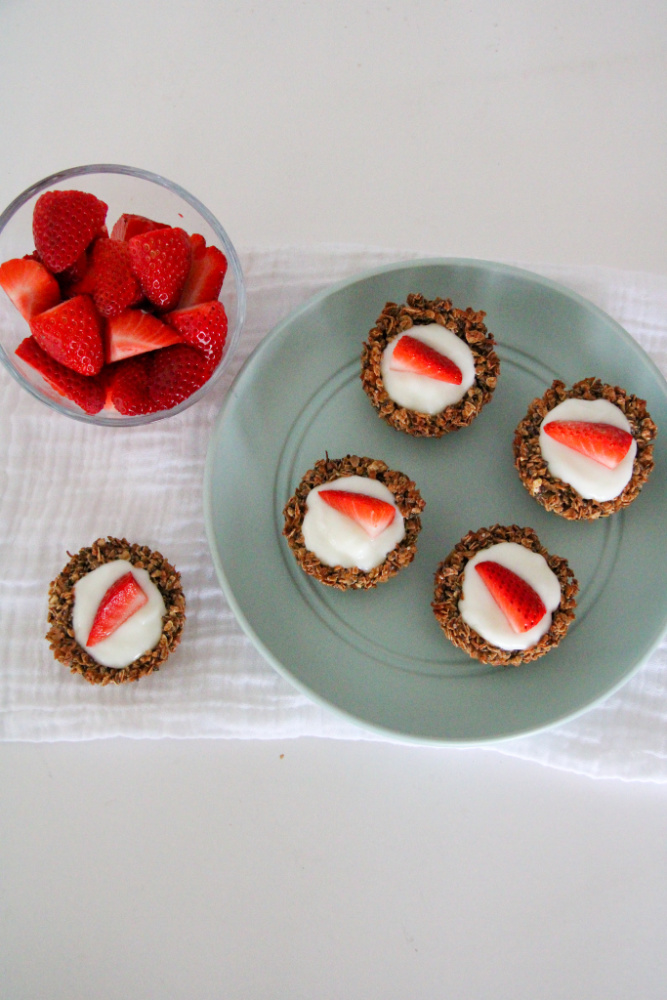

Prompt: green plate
xmin=204 ymin=259 xmax=667 ymax=745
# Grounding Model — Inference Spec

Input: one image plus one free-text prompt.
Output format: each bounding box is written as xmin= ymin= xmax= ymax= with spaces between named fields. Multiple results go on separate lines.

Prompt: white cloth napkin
xmin=1 ymin=245 xmax=666 ymax=783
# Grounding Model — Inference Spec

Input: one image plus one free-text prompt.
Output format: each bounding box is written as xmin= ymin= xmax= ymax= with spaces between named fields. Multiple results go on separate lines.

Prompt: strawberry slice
xmin=165 ymin=300 xmax=228 ymax=366
xmin=390 ymin=334 xmax=463 ymax=384
xmin=110 ymin=213 xmax=165 ymax=241
xmin=147 ymin=343 xmax=215 ymax=411
xmin=15 ymin=336 xmax=106 ymax=414
xmin=189 ymin=233 xmax=207 ymax=260
xmin=86 ymin=571 xmax=148 ymax=646
xmin=106 ymin=354 xmax=156 ymax=415
xmin=128 ymin=226 xmax=192 ymax=310
xmin=32 ymin=189 xmax=108 ymax=273
xmin=105 ymin=308 xmax=182 ymax=363
xmin=318 ymin=488 xmax=396 ymax=539
xmin=543 ymin=420 xmax=633 ymax=470
xmin=474 ymin=560 xmax=547 ymax=634
xmin=0 ymin=257 xmax=61 ymax=320
xmin=29 ymin=294 xmax=104 ymax=375
xmin=90 ymin=237 xmax=143 ymax=318
xmin=177 ymin=244 xmax=228 ymax=308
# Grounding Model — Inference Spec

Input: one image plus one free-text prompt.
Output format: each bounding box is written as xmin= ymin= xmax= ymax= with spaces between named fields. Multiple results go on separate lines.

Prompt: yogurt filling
xmin=73 ymin=559 xmax=166 ymax=668
xmin=539 ymin=397 xmax=636 ymax=502
xmin=302 ymin=475 xmax=405 ymax=571
xmin=459 ymin=542 xmax=562 ymax=651
xmin=380 ymin=324 xmax=476 ymax=415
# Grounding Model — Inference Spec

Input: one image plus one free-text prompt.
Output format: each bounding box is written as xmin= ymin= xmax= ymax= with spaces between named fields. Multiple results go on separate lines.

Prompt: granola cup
xmin=360 ymin=293 xmax=500 ymax=437
xmin=46 ymin=536 xmax=186 ymax=685
xmin=432 ymin=524 xmax=579 ymax=667
xmin=282 ymin=454 xmax=425 ymax=590
xmin=513 ymin=378 xmax=657 ymax=520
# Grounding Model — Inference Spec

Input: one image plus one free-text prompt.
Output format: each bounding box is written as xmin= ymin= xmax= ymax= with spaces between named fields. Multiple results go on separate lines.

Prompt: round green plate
xmin=204 ymin=259 xmax=667 ymax=745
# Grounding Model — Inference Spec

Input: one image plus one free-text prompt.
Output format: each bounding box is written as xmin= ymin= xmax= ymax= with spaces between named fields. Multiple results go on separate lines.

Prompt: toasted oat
xmin=46 ymin=536 xmax=186 ymax=685
xmin=432 ymin=524 xmax=578 ymax=667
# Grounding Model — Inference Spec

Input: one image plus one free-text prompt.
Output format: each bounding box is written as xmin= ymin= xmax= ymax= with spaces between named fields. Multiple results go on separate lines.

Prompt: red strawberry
xmin=29 ymin=294 xmax=104 ymax=375
xmin=106 ymin=354 xmax=156 ymax=415
xmin=110 ymin=213 xmax=165 ymax=241
xmin=90 ymin=238 xmax=143 ymax=318
xmin=390 ymin=334 xmax=463 ymax=385
xmin=177 ymin=244 xmax=228 ymax=309
xmin=61 ymin=248 xmax=98 ymax=296
xmin=15 ymin=336 xmax=106 ymax=414
xmin=105 ymin=308 xmax=182 ymax=363
xmin=32 ymin=189 xmax=108 ymax=273
xmin=86 ymin=571 xmax=148 ymax=646
xmin=128 ymin=226 xmax=192 ymax=310
xmin=148 ymin=343 xmax=214 ymax=411
xmin=543 ymin=420 xmax=633 ymax=470
xmin=165 ymin=300 xmax=228 ymax=366
xmin=0 ymin=257 xmax=61 ymax=320
xmin=318 ymin=489 xmax=396 ymax=539
xmin=474 ymin=560 xmax=547 ymax=634
xmin=189 ymin=233 xmax=207 ymax=260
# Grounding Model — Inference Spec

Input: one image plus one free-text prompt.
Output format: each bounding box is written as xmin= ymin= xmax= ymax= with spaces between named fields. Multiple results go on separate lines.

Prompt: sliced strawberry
xmin=32 ymin=189 xmax=108 ymax=273
xmin=105 ymin=308 xmax=182 ymax=363
xmin=474 ymin=560 xmax=547 ymax=634
xmin=318 ymin=489 xmax=396 ymax=539
xmin=189 ymin=233 xmax=207 ymax=260
xmin=110 ymin=213 xmax=165 ymax=241
xmin=177 ymin=244 xmax=228 ymax=309
xmin=128 ymin=226 xmax=192 ymax=310
xmin=0 ymin=257 xmax=61 ymax=320
xmin=165 ymin=300 xmax=227 ymax=367
xmin=86 ymin=571 xmax=149 ymax=646
xmin=390 ymin=334 xmax=463 ymax=385
xmin=29 ymin=294 xmax=104 ymax=375
xmin=147 ymin=343 xmax=214 ymax=411
xmin=15 ymin=336 xmax=106 ymax=414
xmin=543 ymin=420 xmax=633 ymax=470
xmin=89 ymin=238 xmax=143 ymax=318
xmin=106 ymin=354 xmax=156 ymax=415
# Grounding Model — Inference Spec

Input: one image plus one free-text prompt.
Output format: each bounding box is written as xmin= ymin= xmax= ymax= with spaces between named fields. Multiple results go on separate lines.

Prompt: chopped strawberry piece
xmin=128 ymin=226 xmax=192 ymax=310
xmin=105 ymin=308 xmax=182 ymax=363
xmin=165 ymin=300 xmax=228 ymax=367
xmin=32 ymin=189 xmax=108 ymax=273
xmin=106 ymin=354 xmax=156 ymax=415
xmin=29 ymin=294 xmax=104 ymax=375
xmin=86 ymin=571 xmax=149 ymax=646
xmin=0 ymin=257 xmax=60 ymax=320
xmin=148 ymin=343 xmax=214 ymax=411
xmin=89 ymin=238 xmax=143 ymax=318
xmin=318 ymin=488 xmax=396 ymax=539
xmin=110 ymin=213 xmax=166 ymax=241
xmin=15 ymin=336 xmax=106 ymax=414
xmin=475 ymin=560 xmax=547 ymax=634
xmin=177 ymin=244 xmax=228 ymax=309
xmin=543 ymin=420 xmax=633 ymax=470
xmin=189 ymin=233 xmax=207 ymax=260
xmin=390 ymin=334 xmax=463 ymax=385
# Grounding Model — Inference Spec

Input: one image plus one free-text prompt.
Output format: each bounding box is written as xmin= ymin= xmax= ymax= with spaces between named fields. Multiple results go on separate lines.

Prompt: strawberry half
xmin=475 ymin=560 xmax=547 ymax=634
xmin=128 ymin=226 xmax=192 ymax=310
xmin=0 ymin=257 xmax=61 ymax=320
xmin=29 ymin=294 xmax=104 ymax=375
xmin=86 ymin=571 xmax=148 ymax=646
xmin=318 ymin=488 xmax=396 ymax=539
xmin=177 ymin=244 xmax=228 ymax=308
xmin=165 ymin=300 xmax=228 ymax=366
xmin=90 ymin=238 xmax=143 ymax=318
xmin=110 ymin=213 xmax=166 ymax=241
xmin=105 ymin=308 xmax=182 ymax=363
xmin=147 ymin=343 xmax=214 ymax=411
xmin=106 ymin=354 xmax=156 ymax=415
xmin=543 ymin=420 xmax=633 ymax=470
xmin=15 ymin=336 xmax=106 ymax=414
xmin=390 ymin=334 xmax=463 ymax=385
xmin=32 ymin=189 xmax=108 ymax=273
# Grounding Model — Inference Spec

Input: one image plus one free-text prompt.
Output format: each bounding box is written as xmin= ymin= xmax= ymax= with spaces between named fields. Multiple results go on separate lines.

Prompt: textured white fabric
xmin=1 ymin=246 xmax=666 ymax=782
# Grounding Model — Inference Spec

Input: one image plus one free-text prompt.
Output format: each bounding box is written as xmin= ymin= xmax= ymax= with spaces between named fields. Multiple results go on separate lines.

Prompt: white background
xmin=1 ymin=2 xmax=666 ymax=998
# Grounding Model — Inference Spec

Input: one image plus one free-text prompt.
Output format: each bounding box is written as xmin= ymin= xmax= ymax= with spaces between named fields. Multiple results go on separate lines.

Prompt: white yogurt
xmin=539 ymin=397 xmax=636 ymax=502
xmin=380 ymin=324 xmax=476 ymax=415
xmin=459 ymin=542 xmax=562 ymax=651
xmin=73 ymin=559 xmax=166 ymax=669
xmin=302 ymin=475 xmax=405 ymax=572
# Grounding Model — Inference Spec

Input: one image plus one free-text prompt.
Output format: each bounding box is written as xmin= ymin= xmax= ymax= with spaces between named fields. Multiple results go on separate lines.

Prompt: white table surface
xmin=1 ymin=3 xmax=666 ymax=998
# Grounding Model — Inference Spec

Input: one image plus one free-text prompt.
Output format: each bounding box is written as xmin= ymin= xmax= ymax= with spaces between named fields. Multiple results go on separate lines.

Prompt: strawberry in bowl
xmin=0 ymin=165 xmax=245 ymax=424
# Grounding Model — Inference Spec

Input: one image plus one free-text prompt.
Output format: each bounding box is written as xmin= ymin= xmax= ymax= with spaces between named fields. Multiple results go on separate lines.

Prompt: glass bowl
xmin=0 ymin=164 xmax=246 ymax=425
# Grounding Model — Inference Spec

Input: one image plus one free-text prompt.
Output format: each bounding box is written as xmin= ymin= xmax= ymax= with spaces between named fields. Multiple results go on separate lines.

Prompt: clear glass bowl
xmin=0 ymin=164 xmax=246 ymax=425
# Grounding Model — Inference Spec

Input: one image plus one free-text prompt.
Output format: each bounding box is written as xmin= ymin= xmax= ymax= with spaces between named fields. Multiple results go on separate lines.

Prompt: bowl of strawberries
xmin=0 ymin=164 xmax=246 ymax=424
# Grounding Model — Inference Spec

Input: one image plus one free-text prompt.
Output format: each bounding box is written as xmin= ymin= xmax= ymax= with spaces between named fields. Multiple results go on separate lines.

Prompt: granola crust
xmin=360 ymin=293 xmax=500 ymax=437
xmin=432 ymin=524 xmax=579 ymax=667
xmin=46 ymin=536 xmax=186 ymax=685
xmin=282 ymin=455 xmax=425 ymax=590
xmin=513 ymin=378 xmax=657 ymax=520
